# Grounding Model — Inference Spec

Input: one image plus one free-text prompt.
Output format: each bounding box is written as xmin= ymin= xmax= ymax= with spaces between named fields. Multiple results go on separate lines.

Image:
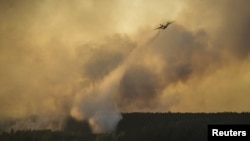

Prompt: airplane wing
xmin=167 ymin=21 xmax=175 ymax=24
xmin=154 ymin=26 xmax=162 ymax=30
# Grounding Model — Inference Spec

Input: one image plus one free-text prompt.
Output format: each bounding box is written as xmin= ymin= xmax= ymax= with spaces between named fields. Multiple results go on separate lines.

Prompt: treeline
xmin=1 ymin=112 xmax=250 ymax=141
xmin=116 ymin=112 xmax=250 ymax=141
xmin=0 ymin=129 xmax=95 ymax=141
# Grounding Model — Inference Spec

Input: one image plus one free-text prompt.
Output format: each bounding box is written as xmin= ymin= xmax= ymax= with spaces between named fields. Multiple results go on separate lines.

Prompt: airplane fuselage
xmin=155 ymin=21 xmax=174 ymax=30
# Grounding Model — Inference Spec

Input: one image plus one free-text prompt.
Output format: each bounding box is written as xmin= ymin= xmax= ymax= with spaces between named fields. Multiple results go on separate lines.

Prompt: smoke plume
xmin=1 ymin=0 xmax=250 ymax=133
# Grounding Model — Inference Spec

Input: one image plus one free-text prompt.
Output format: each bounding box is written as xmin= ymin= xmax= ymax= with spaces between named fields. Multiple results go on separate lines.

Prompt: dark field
xmin=1 ymin=113 xmax=250 ymax=141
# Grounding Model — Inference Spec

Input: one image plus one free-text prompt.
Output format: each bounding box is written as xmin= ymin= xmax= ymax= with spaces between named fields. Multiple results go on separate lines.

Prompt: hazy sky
xmin=1 ymin=0 xmax=250 ymax=131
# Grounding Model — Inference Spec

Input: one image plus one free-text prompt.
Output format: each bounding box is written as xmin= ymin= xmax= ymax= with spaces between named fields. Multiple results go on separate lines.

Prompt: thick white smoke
xmin=70 ymin=65 xmax=126 ymax=133
xmin=70 ymin=31 xmax=159 ymax=133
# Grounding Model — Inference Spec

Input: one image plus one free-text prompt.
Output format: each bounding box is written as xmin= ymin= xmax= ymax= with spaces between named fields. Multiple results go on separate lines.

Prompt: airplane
xmin=155 ymin=21 xmax=175 ymax=30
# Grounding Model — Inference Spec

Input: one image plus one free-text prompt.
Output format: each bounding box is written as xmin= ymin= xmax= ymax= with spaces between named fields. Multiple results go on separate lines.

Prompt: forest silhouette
xmin=1 ymin=112 xmax=250 ymax=141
